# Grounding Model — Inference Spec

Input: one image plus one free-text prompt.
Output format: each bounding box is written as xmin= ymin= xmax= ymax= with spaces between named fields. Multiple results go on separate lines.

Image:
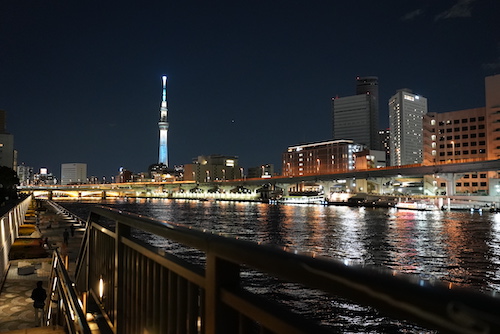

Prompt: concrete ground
xmin=0 ymin=201 xmax=85 ymax=333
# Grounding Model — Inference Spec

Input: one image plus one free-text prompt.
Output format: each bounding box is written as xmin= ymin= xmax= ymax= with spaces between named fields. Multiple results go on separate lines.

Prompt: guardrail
xmin=44 ymin=201 xmax=87 ymax=226
xmin=75 ymin=205 xmax=500 ymax=334
xmin=47 ymin=249 xmax=91 ymax=333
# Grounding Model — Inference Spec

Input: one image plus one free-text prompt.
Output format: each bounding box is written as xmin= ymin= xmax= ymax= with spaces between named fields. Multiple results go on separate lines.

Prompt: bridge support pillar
xmin=48 ymin=190 xmax=53 ymax=201
xmin=435 ymin=173 xmax=465 ymax=196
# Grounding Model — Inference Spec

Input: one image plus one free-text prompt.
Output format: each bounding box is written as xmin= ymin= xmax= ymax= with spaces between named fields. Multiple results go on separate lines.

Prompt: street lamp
xmin=451 ymin=141 xmax=455 ymax=162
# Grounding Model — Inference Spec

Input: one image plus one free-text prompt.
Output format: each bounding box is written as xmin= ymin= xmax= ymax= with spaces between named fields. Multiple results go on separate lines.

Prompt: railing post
xmin=205 ymin=253 xmax=240 ymax=334
xmin=114 ymin=220 xmax=130 ymax=333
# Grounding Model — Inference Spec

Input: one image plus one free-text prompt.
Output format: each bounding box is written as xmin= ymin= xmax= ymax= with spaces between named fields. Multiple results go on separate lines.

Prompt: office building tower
xmin=378 ymin=129 xmax=391 ymax=163
xmin=158 ymin=75 xmax=169 ymax=167
xmin=61 ymin=163 xmax=87 ymax=185
xmin=486 ymin=74 xmax=500 ymax=161
xmin=17 ymin=163 xmax=34 ymax=186
xmin=332 ymin=76 xmax=379 ymax=150
xmin=422 ymin=74 xmax=500 ymax=196
xmin=0 ymin=110 xmax=15 ymax=169
xmin=389 ymin=89 xmax=428 ymax=166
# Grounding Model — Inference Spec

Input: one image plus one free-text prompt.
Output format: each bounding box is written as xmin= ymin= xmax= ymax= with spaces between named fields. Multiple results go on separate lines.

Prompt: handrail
xmin=44 ymin=200 xmax=86 ymax=226
xmin=81 ymin=205 xmax=500 ymax=333
xmin=48 ymin=249 xmax=91 ymax=333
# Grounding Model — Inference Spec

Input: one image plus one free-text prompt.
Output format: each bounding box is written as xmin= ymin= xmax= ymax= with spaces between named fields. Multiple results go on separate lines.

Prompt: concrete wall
xmin=0 ymin=196 xmax=32 ymax=286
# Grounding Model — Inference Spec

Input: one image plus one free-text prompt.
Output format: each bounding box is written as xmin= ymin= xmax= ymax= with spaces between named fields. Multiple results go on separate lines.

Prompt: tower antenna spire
xmin=158 ymin=75 xmax=169 ymax=167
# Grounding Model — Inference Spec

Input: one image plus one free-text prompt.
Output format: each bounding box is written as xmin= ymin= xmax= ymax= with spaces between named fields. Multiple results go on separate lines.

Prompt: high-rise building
xmin=389 ymin=89 xmax=428 ymax=166
xmin=17 ymin=163 xmax=33 ymax=186
xmin=61 ymin=163 xmax=87 ymax=185
xmin=332 ymin=76 xmax=379 ymax=149
xmin=158 ymin=75 xmax=169 ymax=167
xmin=0 ymin=110 xmax=15 ymax=169
xmin=422 ymin=74 xmax=500 ymax=195
xmin=485 ymin=74 xmax=500 ymax=161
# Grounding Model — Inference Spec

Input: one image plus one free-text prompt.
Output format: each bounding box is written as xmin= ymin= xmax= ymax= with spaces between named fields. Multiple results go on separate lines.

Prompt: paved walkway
xmin=0 ymin=201 xmax=85 ymax=333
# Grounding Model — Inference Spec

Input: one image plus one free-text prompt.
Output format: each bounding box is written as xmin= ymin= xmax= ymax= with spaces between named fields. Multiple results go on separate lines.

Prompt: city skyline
xmin=0 ymin=0 xmax=498 ymax=178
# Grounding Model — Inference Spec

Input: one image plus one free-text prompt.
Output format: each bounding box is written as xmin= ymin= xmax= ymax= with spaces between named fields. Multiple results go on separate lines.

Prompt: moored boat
xmin=395 ymin=201 xmax=439 ymax=211
xmin=276 ymin=195 xmax=327 ymax=205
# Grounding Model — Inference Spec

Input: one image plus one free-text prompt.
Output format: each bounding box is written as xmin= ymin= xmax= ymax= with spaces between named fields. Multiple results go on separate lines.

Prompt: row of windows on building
xmin=434 ymin=124 xmax=485 ymax=133
xmin=433 ymin=116 xmax=485 ymax=126
xmin=435 ymin=133 xmax=486 ymax=140
xmin=436 ymin=149 xmax=486 ymax=156
xmin=439 ymin=182 xmax=488 ymax=187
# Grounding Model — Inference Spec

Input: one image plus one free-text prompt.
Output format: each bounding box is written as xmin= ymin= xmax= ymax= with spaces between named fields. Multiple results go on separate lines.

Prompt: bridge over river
xmin=20 ymin=159 xmax=500 ymax=203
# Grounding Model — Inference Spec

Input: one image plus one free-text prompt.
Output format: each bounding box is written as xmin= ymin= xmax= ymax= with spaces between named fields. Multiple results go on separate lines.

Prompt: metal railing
xmin=75 ymin=205 xmax=500 ymax=334
xmin=47 ymin=249 xmax=92 ymax=333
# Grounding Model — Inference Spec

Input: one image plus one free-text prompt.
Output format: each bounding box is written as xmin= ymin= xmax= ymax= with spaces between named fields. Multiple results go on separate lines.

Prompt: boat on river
xmin=395 ymin=201 xmax=439 ymax=211
xmin=274 ymin=195 xmax=327 ymax=205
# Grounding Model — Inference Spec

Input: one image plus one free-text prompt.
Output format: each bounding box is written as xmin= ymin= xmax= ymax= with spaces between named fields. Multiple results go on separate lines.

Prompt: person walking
xmin=30 ymin=281 xmax=47 ymax=326
xmin=63 ymin=228 xmax=69 ymax=245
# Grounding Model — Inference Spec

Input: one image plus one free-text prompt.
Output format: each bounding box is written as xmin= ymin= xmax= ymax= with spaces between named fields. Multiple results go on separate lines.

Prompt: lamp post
xmin=451 ymin=141 xmax=455 ymax=162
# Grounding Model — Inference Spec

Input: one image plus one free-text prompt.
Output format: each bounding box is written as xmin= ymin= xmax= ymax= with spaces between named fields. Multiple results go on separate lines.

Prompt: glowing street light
xmin=451 ymin=141 xmax=455 ymax=162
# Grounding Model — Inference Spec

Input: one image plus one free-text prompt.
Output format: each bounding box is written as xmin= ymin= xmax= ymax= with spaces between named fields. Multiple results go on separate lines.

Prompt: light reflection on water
xmin=59 ymin=198 xmax=500 ymax=332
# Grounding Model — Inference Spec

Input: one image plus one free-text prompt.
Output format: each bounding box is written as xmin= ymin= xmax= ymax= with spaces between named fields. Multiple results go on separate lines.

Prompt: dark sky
xmin=1 ymin=0 xmax=499 ymax=179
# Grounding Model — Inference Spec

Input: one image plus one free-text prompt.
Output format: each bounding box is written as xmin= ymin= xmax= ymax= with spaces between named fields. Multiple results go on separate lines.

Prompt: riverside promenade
xmin=0 ymin=200 xmax=85 ymax=333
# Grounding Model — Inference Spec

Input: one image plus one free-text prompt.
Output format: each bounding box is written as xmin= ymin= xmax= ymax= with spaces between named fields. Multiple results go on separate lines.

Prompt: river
xmin=56 ymin=198 xmax=500 ymax=333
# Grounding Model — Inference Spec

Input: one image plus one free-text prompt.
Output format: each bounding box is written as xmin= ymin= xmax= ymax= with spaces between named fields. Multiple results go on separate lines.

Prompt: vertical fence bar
xmin=159 ymin=266 xmax=168 ymax=333
xmin=133 ymin=250 xmax=139 ymax=334
xmin=186 ymin=282 xmax=199 ymax=334
xmin=139 ymin=253 xmax=146 ymax=332
xmin=167 ymin=271 xmax=178 ymax=333
xmin=152 ymin=261 xmax=160 ymax=333
xmin=177 ymin=276 xmax=188 ymax=334
xmin=205 ymin=254 xmax=240 ymax=334
xmin=114 ymin=221 xmax=130 ymax=334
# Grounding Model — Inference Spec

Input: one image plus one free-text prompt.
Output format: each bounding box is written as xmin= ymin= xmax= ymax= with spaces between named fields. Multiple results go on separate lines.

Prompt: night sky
xmin=1 ymin=0 xmax=499 ymax=180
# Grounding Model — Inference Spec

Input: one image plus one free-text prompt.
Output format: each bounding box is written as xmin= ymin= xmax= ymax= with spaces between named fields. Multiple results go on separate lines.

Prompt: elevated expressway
xmin=20 ymin=159 xmax=500 ymax=201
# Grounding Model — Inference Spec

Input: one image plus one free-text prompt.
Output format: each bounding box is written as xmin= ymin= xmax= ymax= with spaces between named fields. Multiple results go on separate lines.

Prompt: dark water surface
xmin=58 ymin=198 xmax=500 ymax=333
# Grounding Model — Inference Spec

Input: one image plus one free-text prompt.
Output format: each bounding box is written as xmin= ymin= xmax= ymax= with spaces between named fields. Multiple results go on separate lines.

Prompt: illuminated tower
xmin=158 ymin=75 xmax=169 ymax=167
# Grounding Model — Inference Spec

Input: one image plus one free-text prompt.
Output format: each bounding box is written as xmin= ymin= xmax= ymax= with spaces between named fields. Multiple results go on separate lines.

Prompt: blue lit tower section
xmin=158 ymin=75 xmax=169 ymax=166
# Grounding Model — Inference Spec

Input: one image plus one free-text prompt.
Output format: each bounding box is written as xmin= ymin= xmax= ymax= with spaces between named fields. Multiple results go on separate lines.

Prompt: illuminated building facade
xmin=61 ymin=163 xmax=87 ymax=185
xmin=423 ymin=74 xmax=500 ymax=195
xmin=183 ymin=155 xmax=242 ymax=183
xmin=354 ymin=149 xmax=386 ymax=169
xmin=423 ymin=108 xmax=487 ymax=165
xmin=485 ymin=74 xmax=500 ymax=161
xmin=282 ymin=140 xmax=363 ymax=177
xmin=332 ymin=76 xmax=379 ymax=150
xmin=158 ymin=75 xmax=169 ymax=167
xmin=389 ymin=89 xmax=427 ymax=166
xmin=17 ymin=163 xmax=34 ymax=186
xmin=378 ymin=128 xmax=391 ymax=163
xmin=247 ymin=164 xmax=274 ymax=178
